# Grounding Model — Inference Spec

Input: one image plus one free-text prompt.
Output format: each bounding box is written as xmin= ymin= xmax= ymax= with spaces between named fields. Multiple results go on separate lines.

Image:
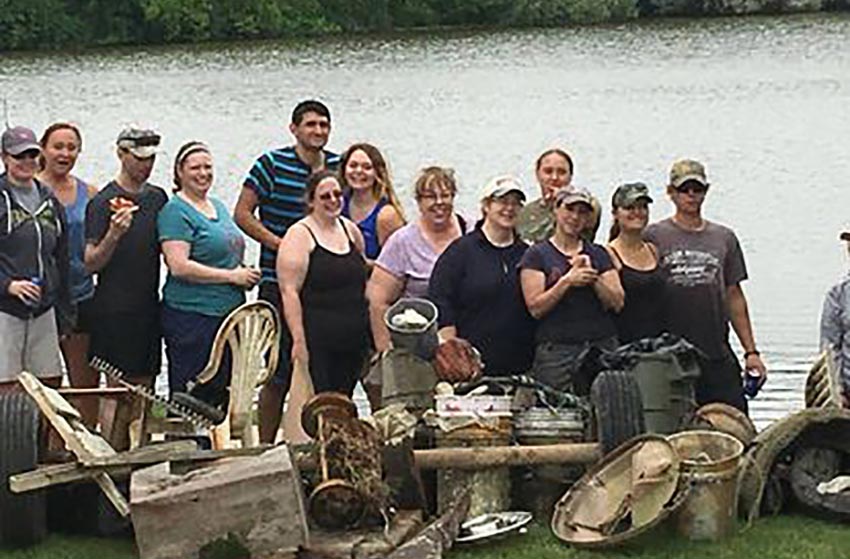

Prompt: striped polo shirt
xmin=243 ymin=146 xmax=340 ymax=283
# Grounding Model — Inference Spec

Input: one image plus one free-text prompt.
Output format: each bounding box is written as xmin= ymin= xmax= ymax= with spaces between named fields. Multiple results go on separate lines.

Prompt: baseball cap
xmin=1 ymin=126 xmax=41 ymax=156
xmin=117 ymin=127 xmax=161 ymax=159
xmin=612 ymin=182 xmax=653 ymax=208
xmin=480 ymin=175 xmax=526 ymax=202
xmin=555 ymin=187 xmax=594 ymax=209
xmin=670 ymin=159 xmax=708 ymax=189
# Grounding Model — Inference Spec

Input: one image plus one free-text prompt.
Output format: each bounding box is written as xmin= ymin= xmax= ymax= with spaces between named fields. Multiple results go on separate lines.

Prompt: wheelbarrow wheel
xmin=590 ymin=370 xmax=646 ymax=455
xmin=0 ymin=392 xmax=47 ymax=547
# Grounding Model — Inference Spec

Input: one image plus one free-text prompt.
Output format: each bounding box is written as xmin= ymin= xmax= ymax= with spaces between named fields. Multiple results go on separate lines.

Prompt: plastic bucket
xmin=384 ymin=298 xmax=438 ymax=360
xmin=435 ymin=418 xmax=512 ymax=519
xmin=512 ymin=407 xmax=585 ymax=518
xmin=668 ymin=430 xmax=744 ymax=540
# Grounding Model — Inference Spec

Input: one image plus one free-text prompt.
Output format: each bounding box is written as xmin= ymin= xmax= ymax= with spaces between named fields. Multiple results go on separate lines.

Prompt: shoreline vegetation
xmin=2 ymin=0 xmax=849 ymax=53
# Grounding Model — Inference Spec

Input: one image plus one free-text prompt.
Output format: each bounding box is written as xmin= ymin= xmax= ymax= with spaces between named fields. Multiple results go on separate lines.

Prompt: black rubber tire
xmin=789 ymin=446 xmax=850 ymax=520
xmin=0 ymin=392 xmax=47 ymax=547
xmin=590 ymin=370 xmax=646 ymax=455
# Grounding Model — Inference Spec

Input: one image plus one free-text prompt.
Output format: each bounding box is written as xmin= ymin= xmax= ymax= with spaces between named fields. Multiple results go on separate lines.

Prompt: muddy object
xmin=387 ymin=491 xmax=470 ymax=559
xmin=691 ymin=403 xmax=757 ymax=447
xmin=590 ymin=370 xmax=646 ymax=454
xmin=552 ymin=434 xmax=688 ymax=548
xmin=435 ymin=418 xmax=511 ymax=519
xmin=668 ymin=430 xmax=743 ymax=541
xmin=385 ymin=298 xmax=438 ymax=360
xmin=303 ymin=393 xmax=388 ymax=530
xmin=738 ymin=408 xmax=850 ymax=524
xmin=805 ymin=349 xmax=844 ymax=409
xmin=790 ymin=446 xmax=850 ymax=520
xmin=171 ymin=392 xmax=227 ymax=425
xmin=309 ymin=479 xmax=366 ymax=530
xmin=0 ymin=391 xmax=46 ymax=547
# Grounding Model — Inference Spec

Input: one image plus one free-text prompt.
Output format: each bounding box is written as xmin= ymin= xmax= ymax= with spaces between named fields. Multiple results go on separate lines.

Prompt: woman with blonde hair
xmin=339 ymin=143 xmax=405 ymax=260
xmin=367 ymin=166 xmax=469 ymax=353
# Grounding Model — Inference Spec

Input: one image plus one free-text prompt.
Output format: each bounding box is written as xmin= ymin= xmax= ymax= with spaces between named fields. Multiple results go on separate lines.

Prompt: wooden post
xmin=414 ymin=442 xmax=601 ymax=470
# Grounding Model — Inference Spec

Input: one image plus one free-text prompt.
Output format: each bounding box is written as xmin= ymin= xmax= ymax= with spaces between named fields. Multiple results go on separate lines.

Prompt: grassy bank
xmin=1 ymin=515 xmax=847 ymax=559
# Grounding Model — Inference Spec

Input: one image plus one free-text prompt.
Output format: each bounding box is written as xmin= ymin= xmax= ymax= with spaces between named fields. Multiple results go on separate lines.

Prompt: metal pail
xmin=384 ymin=298 xmax=439 ymax=360
xmin=668 ymin=430 xmax=744 ymax=540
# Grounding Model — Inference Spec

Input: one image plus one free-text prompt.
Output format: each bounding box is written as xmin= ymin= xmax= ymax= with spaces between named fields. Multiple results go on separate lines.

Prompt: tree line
xmin=0 ymin=0 xmax=638 ymax=51
xmin=1 ymin=0 xmax=847 ymax=51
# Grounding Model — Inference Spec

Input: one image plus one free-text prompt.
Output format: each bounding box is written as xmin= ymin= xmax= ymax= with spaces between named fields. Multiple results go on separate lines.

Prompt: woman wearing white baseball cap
xmin=429 ymin=175 xmax=535 ymax=376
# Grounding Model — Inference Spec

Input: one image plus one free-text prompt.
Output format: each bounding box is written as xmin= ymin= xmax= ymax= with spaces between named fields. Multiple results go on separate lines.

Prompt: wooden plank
xmin=84 ymin=440 xmax=198 ymax=466
xmin=414 ymin=442 xmax=602 ymax=470
xmin=131 ymin=446 xmax=308 ymax=559
xmin=17 ymin=372 xmax=109 ymax=462
xmin=11 ymin=445 xmax=273 ymax=493
xmin=94 ymin=472 xmax=130 ymax=517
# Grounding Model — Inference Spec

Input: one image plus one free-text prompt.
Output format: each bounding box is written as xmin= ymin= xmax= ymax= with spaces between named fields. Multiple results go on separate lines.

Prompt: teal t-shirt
xmin=158 ymin=196 xmax=246 ymax=316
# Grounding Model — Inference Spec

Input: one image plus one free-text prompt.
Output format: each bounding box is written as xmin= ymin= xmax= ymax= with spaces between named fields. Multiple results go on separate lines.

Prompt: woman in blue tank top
xmin=339 ymin=143 xmax=405 ymax=261
xmin=37 ymin=123 xmax=100 ymax=426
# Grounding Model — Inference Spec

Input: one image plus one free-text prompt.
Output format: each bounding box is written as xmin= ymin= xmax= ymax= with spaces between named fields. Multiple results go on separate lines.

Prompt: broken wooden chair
xmin=12 ymin=372 xmax=197 ymax=517
xmin=193 ymin=300 xmax=280 ymax=449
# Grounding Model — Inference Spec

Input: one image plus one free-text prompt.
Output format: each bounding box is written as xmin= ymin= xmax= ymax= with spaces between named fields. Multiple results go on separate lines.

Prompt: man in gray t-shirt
xmin=645 ymin=159 xmax=767 ymax=413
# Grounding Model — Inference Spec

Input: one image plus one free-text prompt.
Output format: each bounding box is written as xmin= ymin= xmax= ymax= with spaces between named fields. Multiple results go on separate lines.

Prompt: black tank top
xmin=300 ymin=220 xmax=369 ymax=352
xmin=610 ymin=245 xmax=665 ymax=344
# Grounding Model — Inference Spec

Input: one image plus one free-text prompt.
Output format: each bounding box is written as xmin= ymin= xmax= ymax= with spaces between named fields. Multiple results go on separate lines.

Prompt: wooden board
xmin=131 ymin=445 xmax=308 ymax=559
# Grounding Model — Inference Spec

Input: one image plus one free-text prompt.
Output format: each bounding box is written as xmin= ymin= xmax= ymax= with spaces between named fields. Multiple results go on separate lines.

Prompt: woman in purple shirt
xmin=366 ymin=166 xmax=469 ymax=353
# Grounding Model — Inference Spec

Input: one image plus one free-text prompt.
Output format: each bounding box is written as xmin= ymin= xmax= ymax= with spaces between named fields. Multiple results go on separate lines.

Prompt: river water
xmin=3 ymin=13 xmax=850 ymax=429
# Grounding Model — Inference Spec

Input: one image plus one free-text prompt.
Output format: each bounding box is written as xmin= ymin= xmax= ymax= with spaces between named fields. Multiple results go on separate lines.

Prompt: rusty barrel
xmin=435 ymin=417 xmax=512 ymax=519
xmin=668 ymin=430 xmax=744 ymax=540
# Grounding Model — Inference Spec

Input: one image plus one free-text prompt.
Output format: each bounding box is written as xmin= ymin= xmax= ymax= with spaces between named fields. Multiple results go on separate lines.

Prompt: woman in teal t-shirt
xmin=158 ymin=141 xmax=260 ymax=405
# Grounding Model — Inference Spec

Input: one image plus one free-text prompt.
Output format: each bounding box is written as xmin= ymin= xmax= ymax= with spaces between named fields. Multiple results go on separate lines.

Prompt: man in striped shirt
xmin=234 ymin=99 xmax=340 ymax=443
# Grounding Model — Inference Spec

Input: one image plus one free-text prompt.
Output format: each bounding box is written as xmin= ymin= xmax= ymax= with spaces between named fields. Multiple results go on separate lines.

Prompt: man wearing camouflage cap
xmin=645 ymin=159 xmax=767 ymax=413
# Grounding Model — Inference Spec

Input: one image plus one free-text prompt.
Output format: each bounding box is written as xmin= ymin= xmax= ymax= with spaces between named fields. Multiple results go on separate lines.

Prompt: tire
xmin=789 ymin=446 xmax=850 ymax=520
xmin=590 ymin=370 xmax=646 ymax=455
xmin=0 ymin=392 xmax=47 ymax=547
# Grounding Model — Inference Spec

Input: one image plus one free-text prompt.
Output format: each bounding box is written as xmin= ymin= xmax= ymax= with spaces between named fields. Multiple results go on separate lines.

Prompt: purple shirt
xmin=375 ymin=216 xmax=471 ymax=299
xmin=375 ymin=222 xmax=440 ymax=299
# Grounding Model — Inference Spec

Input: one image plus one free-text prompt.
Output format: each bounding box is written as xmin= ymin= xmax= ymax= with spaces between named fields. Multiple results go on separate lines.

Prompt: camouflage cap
xmin=669 ymin=159 xmax=708 ymax=189
xmin=612 ymin=182 xmax=653 ymax=208
xmin=555 ymin=187 xmax=594 ymax=209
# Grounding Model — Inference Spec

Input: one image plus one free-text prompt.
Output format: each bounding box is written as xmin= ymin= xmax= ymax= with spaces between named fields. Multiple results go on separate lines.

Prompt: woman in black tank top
xmin=607 ymin=182 xmax=665 ymax=343
xmin=277 ymin=171 xmax=370 ymax=396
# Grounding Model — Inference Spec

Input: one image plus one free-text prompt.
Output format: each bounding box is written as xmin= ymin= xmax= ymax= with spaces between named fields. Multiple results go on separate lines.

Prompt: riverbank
xmin=0 ymin=515 xmax=847 ymax=558
xmin=1 ymin=0 xmax=849 ymax=52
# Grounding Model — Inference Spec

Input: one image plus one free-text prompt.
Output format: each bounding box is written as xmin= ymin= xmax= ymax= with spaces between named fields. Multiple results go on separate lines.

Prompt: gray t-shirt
xmin=11 ymin=183 xmax=42 ymax=214
xmin=644 ymin=218 xmax=747 ymax=359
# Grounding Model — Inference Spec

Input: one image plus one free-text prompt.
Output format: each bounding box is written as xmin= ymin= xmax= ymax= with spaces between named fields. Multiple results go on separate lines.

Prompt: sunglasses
xmin=11 ymin=149 xmax=40 ymax=161
xmin=418 ymin=190 xmax=455 ymax=203
xmin=675 ymin=183 xmax=708 ymax=195
xmin=318 ymin=189 xmax=343 ymax=202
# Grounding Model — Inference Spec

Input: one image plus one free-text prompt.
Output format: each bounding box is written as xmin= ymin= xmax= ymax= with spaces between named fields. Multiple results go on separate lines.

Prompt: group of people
xmin=2 ymin=97 xmax=784 ymax=444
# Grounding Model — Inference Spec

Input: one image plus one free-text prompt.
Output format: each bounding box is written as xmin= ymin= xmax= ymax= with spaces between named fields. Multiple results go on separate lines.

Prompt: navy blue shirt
xmin=429 ymin=227 xmax=535 ymax=375
xmin=519 ymin=240 xmax=616 ymax=345
xmin=243 ymin=146 xmax=339 ymax=284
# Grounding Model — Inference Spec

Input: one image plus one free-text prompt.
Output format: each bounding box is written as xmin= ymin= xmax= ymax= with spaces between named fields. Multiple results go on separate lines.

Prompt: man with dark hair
xmin=233 ymin=99 xmax=339 ymax=443
xmin=645 ymin=159 xmax=767 ymax=413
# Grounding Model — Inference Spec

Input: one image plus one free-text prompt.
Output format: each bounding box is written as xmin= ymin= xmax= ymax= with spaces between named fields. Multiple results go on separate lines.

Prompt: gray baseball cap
xmin=117 ymin=127 xmax=161 ymax=159
xmin=1 ymin=126 xmax=41 ymax=156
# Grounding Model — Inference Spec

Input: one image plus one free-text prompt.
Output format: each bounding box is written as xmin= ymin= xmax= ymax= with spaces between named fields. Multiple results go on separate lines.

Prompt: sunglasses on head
xmin=10 ymin=149 xmax=40 ymax=161
xmin=675 ymin=182 xmax=708 ymax=195
xmin=318 ymin=189 xmax=343 ymax=201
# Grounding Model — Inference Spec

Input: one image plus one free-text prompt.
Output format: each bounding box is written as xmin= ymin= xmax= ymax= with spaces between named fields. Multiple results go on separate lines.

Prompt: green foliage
xmin=141 ymin=0 xmax=212 ymax=42
xmin=0 ymin=0 xmax=647 ymax=51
